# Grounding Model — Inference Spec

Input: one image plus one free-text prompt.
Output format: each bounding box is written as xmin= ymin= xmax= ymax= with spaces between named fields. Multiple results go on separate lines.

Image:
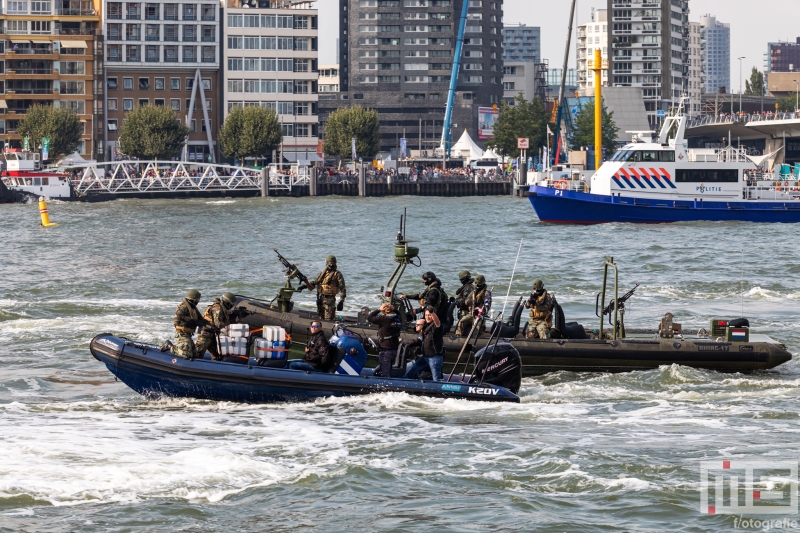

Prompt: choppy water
xmin=1 ymin=196 xmax=800 ymax=532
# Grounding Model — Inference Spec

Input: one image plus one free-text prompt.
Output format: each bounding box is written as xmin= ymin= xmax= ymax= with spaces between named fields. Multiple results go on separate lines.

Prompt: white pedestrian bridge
xmin=59 ymin=161 xmax=310 ymax=195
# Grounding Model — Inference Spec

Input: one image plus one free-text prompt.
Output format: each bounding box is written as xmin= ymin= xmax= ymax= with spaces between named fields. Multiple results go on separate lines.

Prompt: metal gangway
xmin=58 ymin=161 xmax=310 ymax=195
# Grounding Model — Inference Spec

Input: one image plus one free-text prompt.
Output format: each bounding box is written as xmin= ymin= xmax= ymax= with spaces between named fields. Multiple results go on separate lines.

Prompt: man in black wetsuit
xmin=368 ymin=302 xmax=402 ymax=377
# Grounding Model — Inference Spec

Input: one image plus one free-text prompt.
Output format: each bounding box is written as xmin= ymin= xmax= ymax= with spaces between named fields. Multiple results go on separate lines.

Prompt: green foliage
xmin=484 ymin=94 xmax=549 ymax=158
xmin=776 ymin=94 xmax=798 ymax=112
xmin=16 ymin=104 xmax=82 ymax=159
xmin=118 ymin=104 xmax=189 ymax=160
xmin=322 ymin=106 xmax=380 ymax=160
xmin=744 ymin=67 xmax=765 ymax=96
xmin=569 ymin=98 xmax=619 ymax=152
xmin=218 ymin=105 xmax=283 ymax=164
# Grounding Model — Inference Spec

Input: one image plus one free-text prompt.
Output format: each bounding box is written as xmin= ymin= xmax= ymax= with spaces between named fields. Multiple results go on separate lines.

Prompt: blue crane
xmin=440 ymin=0 xmax=470 ymax=158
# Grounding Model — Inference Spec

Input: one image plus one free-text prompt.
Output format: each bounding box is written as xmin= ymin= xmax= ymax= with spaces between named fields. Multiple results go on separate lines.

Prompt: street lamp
xmin=794 ymin=80 xmax=799 ymax=114
xmin=738 ymin=56 xmax=745 ymax=115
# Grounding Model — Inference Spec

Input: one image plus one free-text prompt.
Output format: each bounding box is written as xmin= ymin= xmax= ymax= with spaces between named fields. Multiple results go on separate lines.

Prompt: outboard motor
xmin=470 ymin=342 xmax=522 ymax=394
xmin=490 ymin=297 xmax=524 ymax=338
xmin=329 ymin=326 xmax=368 ymax=376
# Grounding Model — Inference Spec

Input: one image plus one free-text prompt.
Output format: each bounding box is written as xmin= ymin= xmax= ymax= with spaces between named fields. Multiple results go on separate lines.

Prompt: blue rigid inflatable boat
xmin=90 ymin=334 xmax=521 ymax=404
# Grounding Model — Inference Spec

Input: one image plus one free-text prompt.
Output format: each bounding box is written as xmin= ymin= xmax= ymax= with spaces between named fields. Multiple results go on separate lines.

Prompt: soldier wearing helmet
xmin=309 ymin=255 xmax=346 ymax=320
xmin=160 ymin=289 xmax=209 ymax=360
xmin=399 ymin=271 xmax=447 ymax=319
xmin=524 ymin=280 xmax=554 ymax=339
xmin=454 ymin=270 xmax=476 ymax=335
xmin=195 ymin=292 xmax=239 ymax=360
xmin=456 ymin=274 xmax=492 ymax=335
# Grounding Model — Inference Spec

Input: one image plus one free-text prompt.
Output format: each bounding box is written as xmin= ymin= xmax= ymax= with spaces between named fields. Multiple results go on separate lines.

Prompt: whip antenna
xmin=501 ymin=239 xmax=524 ymax=318
xmin=740 ymin=248 xmax=744 ymax=317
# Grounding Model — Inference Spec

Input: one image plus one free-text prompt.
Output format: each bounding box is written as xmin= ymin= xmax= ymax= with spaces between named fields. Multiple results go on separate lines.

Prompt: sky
xmin=318 ymin=0 xmax=800 ymax=91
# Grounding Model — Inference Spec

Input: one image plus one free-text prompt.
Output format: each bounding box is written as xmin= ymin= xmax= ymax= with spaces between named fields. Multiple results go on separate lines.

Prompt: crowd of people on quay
xmin=319 ymin=164 xmax=510 ymax=184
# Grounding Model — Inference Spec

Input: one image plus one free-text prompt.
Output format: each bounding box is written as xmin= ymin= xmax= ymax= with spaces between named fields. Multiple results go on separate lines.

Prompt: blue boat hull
xmin=90 ymin=334 xmax=520 ymax=404
xmin=528 ymin=185 xmax=800 ymax=224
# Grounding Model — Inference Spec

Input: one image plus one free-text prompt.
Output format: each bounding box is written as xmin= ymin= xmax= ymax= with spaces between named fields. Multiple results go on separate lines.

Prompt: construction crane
xmin=440 ymin=0 xmax=470 ymax=158
xmin=552 ymin=0 xmax=578 ymax=166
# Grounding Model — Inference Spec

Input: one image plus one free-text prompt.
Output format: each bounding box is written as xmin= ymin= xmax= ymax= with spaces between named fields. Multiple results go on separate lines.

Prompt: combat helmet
xmin=475 ymin=275 xmax=486 ymax=286
xmin=532 ymin=280 xmax=544 ymax=291
xmin=458 ymin=270 xmax=472 ymax=284
xmin=185 ymin=289 xmax=201 ymax=304
xmin=221 ymin=292 xmax=236 ymax=309
xmin=326 ymin=255 xmax=337 ymax=264
xmin=422 ymin=271 xmax=436 ymax=284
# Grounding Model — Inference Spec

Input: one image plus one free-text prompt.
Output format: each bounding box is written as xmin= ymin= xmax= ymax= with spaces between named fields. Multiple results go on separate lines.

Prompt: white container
xmin=218 ymin=335 xmax=233 ymax=356
xmin=227 ymin=324 xmax=250 ymax=338
xmin=255 ymin=337 xmax=287 ymax=360
xmin=235 ymin=337 xmax=248 ymax=356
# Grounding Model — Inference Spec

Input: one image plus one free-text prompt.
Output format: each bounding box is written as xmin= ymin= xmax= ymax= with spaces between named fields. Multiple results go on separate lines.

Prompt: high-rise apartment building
xmin=699 ymin=14 xmax=729 ymax=93
xmin=687 ymin=21 xmax=701 ymax=116
xmin=103 ymin=0 xmax=221 ymax=162
xmin=334 ymin=0 xmax=504 ymax=155
xmin=222 ymin=0 xmax=319 ymax=163
xmin=765 ymin=38 xmax=800 ymax=73
xmin=319 ymin=64 xmax=340 ymax=93
xmin=606 ymin=0 xmax=690 ymax=127
xmin=576 ymin=8 xmax=608 ymax=96
xmin=0 ymin=0 xmax=103 ymax=159
xmin=501 ymin=23 xmax=539 ymax=63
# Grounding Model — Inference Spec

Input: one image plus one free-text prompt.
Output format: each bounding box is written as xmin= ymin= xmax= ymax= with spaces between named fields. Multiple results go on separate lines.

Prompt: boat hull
xmin=528 ymin=185 xmax=800 ymax=224
xmin=90 ymin=334 xmax=520 ymax=404
xmin=237 ymin=299 xmax=792 ymax=375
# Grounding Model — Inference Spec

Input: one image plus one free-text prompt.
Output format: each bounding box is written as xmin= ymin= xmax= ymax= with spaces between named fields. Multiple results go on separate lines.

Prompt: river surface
xmin=1 ymin=195 xmax=800 ymax=532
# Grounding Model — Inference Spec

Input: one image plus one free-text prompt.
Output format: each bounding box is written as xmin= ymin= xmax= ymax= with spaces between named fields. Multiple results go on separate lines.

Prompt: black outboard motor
xmin=470 ymin=343 xmax=522 ymax=394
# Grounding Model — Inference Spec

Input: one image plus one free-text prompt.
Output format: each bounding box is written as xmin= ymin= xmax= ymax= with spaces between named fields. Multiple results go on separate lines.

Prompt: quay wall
xmin=275 ymin=181 xmax=512 ymax=197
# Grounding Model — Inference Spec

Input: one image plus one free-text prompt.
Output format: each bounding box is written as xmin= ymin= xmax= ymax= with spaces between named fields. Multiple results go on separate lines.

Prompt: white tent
xmin=481 ymin=148 xmax=501 ymax=161
xmin=57 ymin=152 xmax=94 ymax=166
xmin=450 ymin=129 xmax=483 ymax=163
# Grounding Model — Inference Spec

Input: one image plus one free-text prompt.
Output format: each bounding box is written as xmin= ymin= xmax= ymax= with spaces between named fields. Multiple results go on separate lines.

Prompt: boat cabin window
xmin=42 ymin=177 xmax=49 ymax=186
xmin=660 ymin=151 xmax=675 ymax=162
xmin=611 ymin=150 xmax=630 ymax=161
xmin=33 ymin=178 xmax=41 ymax=186
xmin=675 ymin=169 xmax=739 ymax=183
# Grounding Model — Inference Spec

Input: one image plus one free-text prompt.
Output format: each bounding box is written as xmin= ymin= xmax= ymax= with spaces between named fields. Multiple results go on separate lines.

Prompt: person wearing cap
xmin=194 ymin=292 xmax=238 ymax=361
xmin=524 ymin=280 xmax=554 ymax=339
xmin=160 ymin=289 xmax=209 ymax=360
xmin=309 ymin=255 xmax=346 ymax=320
xmin=403 ymin=306 xmax=445 ymax=381
xmin=289 ymin=321 xmax=331 ymax=372
xmin=399 ymin=271 xmax=446 ymax=318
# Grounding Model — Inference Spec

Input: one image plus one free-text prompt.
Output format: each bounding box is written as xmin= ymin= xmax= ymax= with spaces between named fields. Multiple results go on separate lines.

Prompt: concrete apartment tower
xmin=103 ymin=0 xmax=221 ymax=162
xmin=606 ymin=0 xmax=689 ymax=127
xmin=576 ymin=8 xmax=608 ymax=96
xmin=687 ymin=20 xmax=701 ymax=116
xmin=501 ymin=23 xmax=539 ymax=63
xmin=0 ymin=0 xmax=103 ymax=159
xmin=222 ymin=0 xmax=319 ymax=164
xmin=334 ymin=0 xmax=504 ymax=156
xmin=699 ymin=14 xmax=729 ymax=93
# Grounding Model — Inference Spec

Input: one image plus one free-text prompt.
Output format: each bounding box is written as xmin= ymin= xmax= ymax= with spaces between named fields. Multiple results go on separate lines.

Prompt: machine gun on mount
xmin=271 ymin=249 xmax=313 ymax=313
xmin=380 ymin=209 xmax=422 ymax=329
xmin=595 ymin=259 xmax=639 ymax=339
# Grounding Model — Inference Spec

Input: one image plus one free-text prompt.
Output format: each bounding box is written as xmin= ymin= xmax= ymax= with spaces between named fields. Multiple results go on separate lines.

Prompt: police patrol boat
xmin=234 ymin=221 xmax=792 ymax=376
xmin=89 ymin=325 xmax=522 ymax=404
xmin=529 ymin=100 xmax=800 ymax=223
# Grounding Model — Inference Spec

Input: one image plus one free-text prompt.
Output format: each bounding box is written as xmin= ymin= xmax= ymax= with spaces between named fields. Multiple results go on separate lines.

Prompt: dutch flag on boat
xmin=730 ymin=329 xmax=747 ymax=340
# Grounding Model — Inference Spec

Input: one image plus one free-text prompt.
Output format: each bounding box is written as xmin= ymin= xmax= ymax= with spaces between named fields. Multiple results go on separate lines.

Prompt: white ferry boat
xmin=529 ymin=101 xmax=800 ymax=223
xmin=1 ymin=148 xmax=73 ymax=200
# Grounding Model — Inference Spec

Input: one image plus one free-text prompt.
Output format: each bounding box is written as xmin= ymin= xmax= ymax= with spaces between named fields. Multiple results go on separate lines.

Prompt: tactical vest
xmin=474 ymin=287 xmax=490 ymax=310
xmin=202 ymin=301 xmax=229 ymax=329
xmin=317 ymin=269 xmax=340 ymax=296
xmin=530 ymin=291 xmax=553 ymax=321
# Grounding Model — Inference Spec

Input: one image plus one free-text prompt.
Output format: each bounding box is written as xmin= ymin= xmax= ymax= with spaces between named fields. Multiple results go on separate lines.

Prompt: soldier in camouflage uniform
xmin=194 ymin=292 xmax=237 ymax=360
xmin=524 ymin=280 xmax=554 ymax=339
xmin=160 ymin=289 xmax=209 ymax=360
xmin=309 ymin=255 xmax=346 ymax=320
xmin=457 ymin=274 xmax=492 ymax=335
xmin=454 ymin=270 xmax=476 ymax=336
xmin=400 ymin=271 xmax=446 ymax=319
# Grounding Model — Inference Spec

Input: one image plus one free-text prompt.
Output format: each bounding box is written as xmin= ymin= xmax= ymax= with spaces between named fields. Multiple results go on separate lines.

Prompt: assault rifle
xmin=273 ymin=249 xmax=313 ymax=291
xmin=229 ymin=306 xmax=252 ymax=322
xmin=602 ymin=284 xmax=639 ymax=317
